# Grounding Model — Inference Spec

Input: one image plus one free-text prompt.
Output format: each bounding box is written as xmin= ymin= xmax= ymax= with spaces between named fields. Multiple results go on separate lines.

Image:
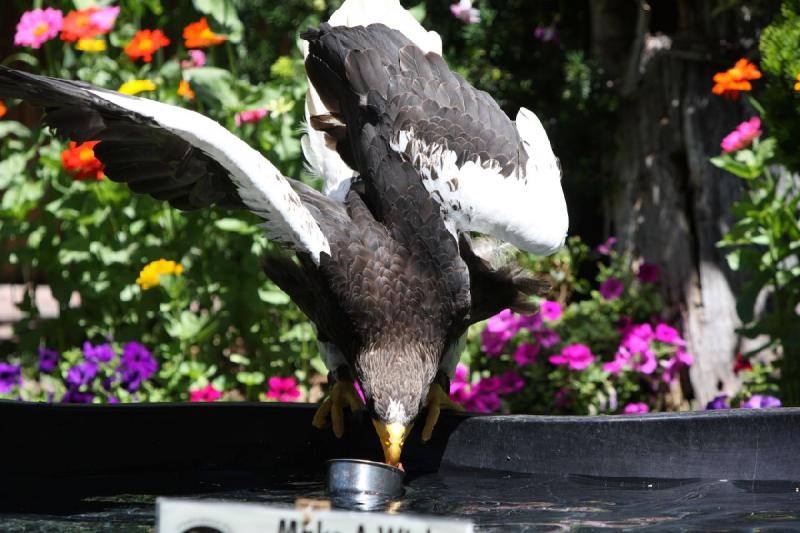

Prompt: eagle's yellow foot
xmin=312 ymin=380 xmax=365 ymax=438
xmin=421 ymin=382 xmax=463 ymax=442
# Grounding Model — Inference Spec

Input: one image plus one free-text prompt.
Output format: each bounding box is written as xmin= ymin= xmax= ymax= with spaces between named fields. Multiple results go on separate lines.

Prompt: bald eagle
xmin=0 ymin=0 xmax=567 ymax=466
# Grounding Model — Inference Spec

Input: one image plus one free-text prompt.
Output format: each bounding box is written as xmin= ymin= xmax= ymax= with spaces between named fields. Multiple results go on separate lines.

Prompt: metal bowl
xmin=326 ymin=459 xmax=404 ymax=509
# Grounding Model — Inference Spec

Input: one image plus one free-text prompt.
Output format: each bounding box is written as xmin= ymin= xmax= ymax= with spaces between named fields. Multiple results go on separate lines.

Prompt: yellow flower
xmin=177 ymin=79 xmax=195 ymax=100
xmin=118 ymin=79 xmax=157 ymax=96
xmin=795 ymin=73 xmax=800 ymax=92
xmin=76 ymin=38 xmax=106 ymax=52
xmin=136 ymin=259 xmax=184 ymax=290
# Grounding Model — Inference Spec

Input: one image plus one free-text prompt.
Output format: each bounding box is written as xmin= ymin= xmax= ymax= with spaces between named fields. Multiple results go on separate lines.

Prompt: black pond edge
xmin=1 ymin=401 xmax=798 ymax=499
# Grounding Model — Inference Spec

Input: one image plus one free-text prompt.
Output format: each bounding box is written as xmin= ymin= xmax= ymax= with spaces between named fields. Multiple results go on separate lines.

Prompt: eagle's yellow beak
xmin=372 ymin=419 xmax=409 ymax=467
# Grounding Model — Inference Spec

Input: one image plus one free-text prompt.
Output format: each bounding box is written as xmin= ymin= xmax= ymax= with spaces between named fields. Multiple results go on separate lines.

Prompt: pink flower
xmin=450 ymin=0 xmax=480 ymax=24
xmin=235 ymin=108 xmax=269 ymax=126
xmin=721 ymin=116 xmax=762 ymax=153
xmin=498 ymin=371 xmax=524 ymax=394
xmin=481 ymin=309 xmax=520 ymax=356
xmin=623 ymin=402 xmax=649 ymax=414
xmin=353 ymin=380 xmax=366 ymax=402
xmin=90 ymin=6 xmax=120 ymax=33
xmin=465 ymin=391 xmax=501 ymax=413
xmin=540 ymin=300 xmax=562 ymax=321
xmin=536 ymin=328 xmax=561 ymax=348
xmin=553 ymin=386 xmax=572 ymax=408
xmin=550 ymin=343 xmax=595 ymax=370
xmin=637 ymin=262 xmax=660 ymax=283
xmin=633 ymin=349 xmax=658 ymax=374
xmin=617 ymin=316 xmax=634 ymax=336
xmin=513 ymin=342 xmax=540 ymax=366
xmin=15 ymin=8 xmax=63 ymax=49
xmin=599 ymin=277 xmax=624 ymax=300
xmin=603 ymin=358 xmax=626 ymax=374
xmin=190 ymin=383 xmax=222 ymax=402
xmin=533 ymin=25 xmax=559 ymax=44
xmin=266 ymin=376 xmax=301 ymax=402
xmin=181 ymin=49 xmax=207 ymax=69
xmin=661 ymin=349 xmax=694 ymax=384
xmin=449 ymin=363 xmax=471 ymax=403
xmin=654 ymin=323 xmax=685 ymax=346
xmin=597 ymin=236 xmax=617 ymax=255
xmin=517 ymin=313 xmax=543 ymax=331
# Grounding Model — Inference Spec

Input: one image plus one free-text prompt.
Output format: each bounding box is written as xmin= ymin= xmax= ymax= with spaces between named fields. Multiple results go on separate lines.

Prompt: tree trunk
xmin=591 ymin=0 xmax=777 ymax=406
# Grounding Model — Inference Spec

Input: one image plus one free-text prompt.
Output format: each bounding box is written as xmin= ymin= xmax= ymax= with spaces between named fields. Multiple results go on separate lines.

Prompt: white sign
xmin=157 ymin=498 xmax=473 ymax=533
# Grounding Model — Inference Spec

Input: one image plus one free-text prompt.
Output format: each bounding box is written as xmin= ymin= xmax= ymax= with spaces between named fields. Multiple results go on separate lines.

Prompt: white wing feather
xmin=90 ymin=90 xmax=331 ymax=265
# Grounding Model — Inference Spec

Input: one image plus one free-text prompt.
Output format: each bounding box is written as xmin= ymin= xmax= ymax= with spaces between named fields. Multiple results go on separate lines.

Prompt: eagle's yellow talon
xmin=421 ymin=382 xmax=463 ymax=442
xmin=312 ymin=380 xmax=365 ymax=438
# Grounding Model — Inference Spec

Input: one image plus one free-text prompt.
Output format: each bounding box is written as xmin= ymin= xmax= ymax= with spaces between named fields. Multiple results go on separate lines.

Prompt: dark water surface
xmin=2 ymin=469 xmax=800 ymax=532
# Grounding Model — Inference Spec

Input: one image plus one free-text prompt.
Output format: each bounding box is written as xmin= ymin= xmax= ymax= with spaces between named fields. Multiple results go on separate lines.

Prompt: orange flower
xmin=183 ymin=18 xmax=225 ymax=48
xmin=177 ymin=79 xmax=195 ymax=100
xmin=61 ymin=7 xmax=98 ymax=42
xmin=124 ymin=29 xmax=170 ymax=63
xmin=712 ymin=58 xmax=762 ymax=100
xmin=0 ymin=101 xmax=6 ymax=118
xmin=61 ymin=140 xmax=105 ymax=181
xmin=795 ymin=73 xmax=800 ymax=92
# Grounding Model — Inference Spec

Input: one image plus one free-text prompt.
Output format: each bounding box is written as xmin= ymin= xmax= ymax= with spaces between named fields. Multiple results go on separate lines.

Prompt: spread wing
xmin=304 ymin=22 xmax=568 ymax=255
xmin=0 ymin=67 xmax=330 ymax=264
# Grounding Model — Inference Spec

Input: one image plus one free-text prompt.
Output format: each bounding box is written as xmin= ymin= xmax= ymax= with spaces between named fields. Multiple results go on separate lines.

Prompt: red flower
xmin=0 ymin=100 xmax=6 ymax=118
xmin=61 ymin=140 xmax=104 ymax=180
xmin=712 ymin=58 xmax=762 ymax=100
xmin=124 ymin=29 xmax=170 ymax=63
xmin=733 ymin=352 xmax=752 ymax=374
xmin=183 ymin=18 xmax=225 ymax=48
xmin=61 ymin=7 xmax=98 ymax=41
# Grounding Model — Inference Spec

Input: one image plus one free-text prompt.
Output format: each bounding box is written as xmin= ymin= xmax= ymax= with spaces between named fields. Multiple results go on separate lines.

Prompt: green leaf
xmin=191 ymin=0 xmax=244 ymax=43
xmin=0 ymin=153 xmax=30 ymax=189
xmin=710 ymin=154 xmax=760 ymax=179
xmin=184 ymin=67 xmax=239 ymax=109
xmin=214 ymin=217 xmax=255 ymax=234
xmin=258 ymin=287 xmax=290 ymax=305
xmin=236 ymin=371 xmax=265 ymax=386
xmin=0 ymin=121 xmax=30 ymax=140
xmin=229 ymin=354 xmax=251 ymax=366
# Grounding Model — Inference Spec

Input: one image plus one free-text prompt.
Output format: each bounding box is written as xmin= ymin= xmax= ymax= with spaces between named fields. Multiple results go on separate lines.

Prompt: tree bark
xmin=591 ymin=0 xmax=776 ymax=406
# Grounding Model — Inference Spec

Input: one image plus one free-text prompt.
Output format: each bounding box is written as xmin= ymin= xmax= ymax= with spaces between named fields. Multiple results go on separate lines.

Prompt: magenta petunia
xmin=623 ymin=402 xmax=649 ymax=414
xmin=633 ymin=349 xmax=658 ymax=374
xmin=498 ymin=371 xmax=524 ymax=394
xmin=540 ymin=300 xmax=562 ymax=321
xmin=638 ymin=262 xmax=660 ymax=283
xmin=654 ymin=323 xmax=685 ymax=346
xmin=721 ymin=116 xmax=762 ymax=153
xmin=536 ymin=328 xmax=561 ymax=348
xmin=599 ymin=277 xmax=624 ymax=300
xmin=465 ymin=390 xmax=501 ymax=413
xmin=513 ymin=342 xmax=540 ymax=366
xmin=550 ymin=343 xmax=595 ymax=370
xmin=449 ymin=363 xmax=471 ymax=403
xmin=596 ymin=236 xmax=617 ymax=255
xmin=481 ymin=309 xmax=520 ymax=356
xmin=190 ymin=383 xmax=222 ymax=402
xmin=267 ymin=376 xmax=301 ymax=402
xmin=15 ymin=8 xmax=63 ymax=49
xmin=517 ymin=313 xmax=543 ymax=331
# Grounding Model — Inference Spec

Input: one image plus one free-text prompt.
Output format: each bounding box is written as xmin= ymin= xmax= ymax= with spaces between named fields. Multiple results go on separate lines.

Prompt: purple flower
xmin=550 ymin=343 xmax=595 ymax=370
xmin=0 ymin=363 xmax=22 ymax=393
xmin=119 ymin=341 xmax=157 ymax=392
xmin=654 ymin=323 xmax=685 ymax=346
xmin=83 ymin=341 xmax=115 ymax=364
xmin=498 ymin=371 xmax=524 ymax=394
xmin=474 ymin=376 xmax=501 ymax=394
xmin=596 ymin=236 xmax=617 ymax=255
xmin=450 ymin=0 xmax=480 ymax=24
xmin=623 ymin=402 xmax=649 ymax=414
xmin=38 ymin=347 xmax=60 ymax=373
xmin=553 ymin=386 xmax=572 ymax=408
xmin=513 ymin=342 xmax=540 ymax=366
xmin=536 ymin=328 xmax=561 ymax=348
xmin=599 ymin=277 xmax=624 ymax=300
xmin=61 ymin=389 xmax=94 ymax=404
xmin=540 ymin=300 xmax=562 ymax=321
xmin=533 ymin=25 xmax=559 ymax=44
xmin=517 ymin=313 xmax=543 ymax=331
xmin=638 ymin=262 xmax=660 ymax=283
xmin=706 ymin=395 xmax=730 ymax=410
xmin=741 ymin=395 xmax=781 ymax=409
xmin=66 ymin=361 xmax=98 ymax=387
